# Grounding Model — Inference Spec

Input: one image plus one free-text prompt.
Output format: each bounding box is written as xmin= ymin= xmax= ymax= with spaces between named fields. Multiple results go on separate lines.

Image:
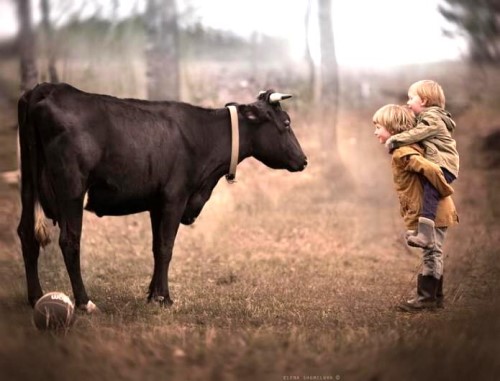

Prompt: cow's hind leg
xmin=58 ymin=198 xmax=96 ymax=312
xmin=17 ymin=191 xmax=43 ymax=307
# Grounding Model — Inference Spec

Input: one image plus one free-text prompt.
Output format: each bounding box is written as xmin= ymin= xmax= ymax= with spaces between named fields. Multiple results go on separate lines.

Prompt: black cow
xmin=17 ymin=83 xmax=307 ymax=312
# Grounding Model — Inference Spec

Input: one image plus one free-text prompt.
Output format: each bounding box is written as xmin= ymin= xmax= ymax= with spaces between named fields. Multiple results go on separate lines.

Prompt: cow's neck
xmin=194 ymin=108 xmax=252 ymax=188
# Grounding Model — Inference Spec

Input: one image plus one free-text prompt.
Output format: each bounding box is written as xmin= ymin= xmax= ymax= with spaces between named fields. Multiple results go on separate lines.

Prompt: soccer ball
xmin=33 ymin=292 xmax=74 ymax=330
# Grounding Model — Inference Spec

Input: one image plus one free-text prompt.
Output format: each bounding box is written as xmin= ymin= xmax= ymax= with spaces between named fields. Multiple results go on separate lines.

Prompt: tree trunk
xmin=145 ymin=0 xmax=180 ymax=101
xmin=40 ymin=0 xmax=59 ymax=83
xmin=304 ymin=0 xmax=317 ymax=102
xmin=319 ymin=0 xmax=339 ymax=124
xmin=17 ymin=0 xmax=38 ymax=92
xmin=318 ymin=0 xmax=344 ymax=180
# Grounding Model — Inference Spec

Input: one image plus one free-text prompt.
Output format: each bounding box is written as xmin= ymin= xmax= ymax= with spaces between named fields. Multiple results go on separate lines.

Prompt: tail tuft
xmin=34 ymin=202 xmax=51 ymax=247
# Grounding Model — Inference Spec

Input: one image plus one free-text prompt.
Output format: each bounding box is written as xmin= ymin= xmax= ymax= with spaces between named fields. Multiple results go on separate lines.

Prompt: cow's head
xmin=238 ymin=90 xmax=307 ymax=172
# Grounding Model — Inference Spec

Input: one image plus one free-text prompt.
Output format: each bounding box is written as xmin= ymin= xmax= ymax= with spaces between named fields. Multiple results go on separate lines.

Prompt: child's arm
xmin=403 ymin=153 xmax=454 ymax=197
xmin=386 ymin=116 xmax=443 ymax=151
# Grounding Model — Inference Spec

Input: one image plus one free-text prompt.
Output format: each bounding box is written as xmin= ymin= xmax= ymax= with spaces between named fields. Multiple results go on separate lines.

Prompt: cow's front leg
xmin=148 ymin=202 xmax=185 ymax=306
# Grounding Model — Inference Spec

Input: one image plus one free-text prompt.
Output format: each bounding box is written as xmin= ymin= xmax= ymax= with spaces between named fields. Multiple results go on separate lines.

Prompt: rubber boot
xmin=407 ymin=217 xmax=436 ymax=249
xmin=398 ymin=275 xmax=440 ymax=312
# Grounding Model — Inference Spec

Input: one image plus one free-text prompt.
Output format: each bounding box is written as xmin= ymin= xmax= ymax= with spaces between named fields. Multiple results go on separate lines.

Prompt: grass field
xmin=1 ymin=60 xmax=500 ymax=381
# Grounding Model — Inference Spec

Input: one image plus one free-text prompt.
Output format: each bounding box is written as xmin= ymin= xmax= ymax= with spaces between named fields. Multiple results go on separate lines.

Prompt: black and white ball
xmin=33 ymin=292 xmax=74 ymax=330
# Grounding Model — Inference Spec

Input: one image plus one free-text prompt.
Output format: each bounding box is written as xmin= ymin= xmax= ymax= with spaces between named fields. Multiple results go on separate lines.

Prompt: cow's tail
xmin=18 ymin=88 xmax=51 ymax=247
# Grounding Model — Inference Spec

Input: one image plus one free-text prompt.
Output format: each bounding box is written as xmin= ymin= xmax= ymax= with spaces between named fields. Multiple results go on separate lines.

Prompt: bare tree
xmin=318 ymin=0 xmax=345 ymax=178
xmin=17 ymin=0 xmax=38 ymax=92
xmin=40 ymin=0 xmax=59 ymax=82
xmin=145 ymin=0 xmax=180 ymax=101
xmin=304 ymin=0 xmax=318 ymax=102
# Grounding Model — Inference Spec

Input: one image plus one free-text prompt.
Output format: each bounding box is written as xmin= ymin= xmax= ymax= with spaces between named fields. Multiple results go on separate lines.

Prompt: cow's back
xmin=30 ymin=82 xmax=184 ymax=172
xmin=27 ymin=83 xmax=189 ymax=215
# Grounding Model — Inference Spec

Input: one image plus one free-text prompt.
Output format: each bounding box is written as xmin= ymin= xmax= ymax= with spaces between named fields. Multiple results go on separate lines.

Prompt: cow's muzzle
xmin=300 ymin=157 xmax=308 ymax=171
xmin=289 ymin=156 xmax=308 ymax=172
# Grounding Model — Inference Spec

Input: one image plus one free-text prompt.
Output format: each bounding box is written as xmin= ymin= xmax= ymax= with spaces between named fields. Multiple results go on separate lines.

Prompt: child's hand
xmin=385 ymin=137 xmax=396 ymax=153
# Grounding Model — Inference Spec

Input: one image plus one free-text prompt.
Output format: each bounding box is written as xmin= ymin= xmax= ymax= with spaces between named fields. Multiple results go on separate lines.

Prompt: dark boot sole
xmin=397 ymin=301 xmax=440 ymax=312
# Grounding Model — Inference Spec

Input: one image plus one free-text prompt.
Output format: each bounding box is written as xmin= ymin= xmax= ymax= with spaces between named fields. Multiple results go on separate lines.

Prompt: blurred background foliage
xmin=439 ymin=0 xmax=500 ymax=63
xmin=4 ymin=0 xmax=497 ymax=102
xmin=2 ymin=0 xmax=497 ymax=111
xmin=0 ymin=0 xmax=499 ymax=178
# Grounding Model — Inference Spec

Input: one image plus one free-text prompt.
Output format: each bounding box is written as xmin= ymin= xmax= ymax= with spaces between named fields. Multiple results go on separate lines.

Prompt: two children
xmin=373 ymin=80 xmax=459 ymax=311
xmin=385 ymin=80 xmax=459 ymax=249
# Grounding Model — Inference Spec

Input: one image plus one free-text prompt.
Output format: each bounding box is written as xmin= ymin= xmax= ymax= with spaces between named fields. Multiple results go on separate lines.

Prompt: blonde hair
xmin=372 ymin=104 xmax=415 ymax=134
xmin=408 ymin=80 xmax=445 ymax=108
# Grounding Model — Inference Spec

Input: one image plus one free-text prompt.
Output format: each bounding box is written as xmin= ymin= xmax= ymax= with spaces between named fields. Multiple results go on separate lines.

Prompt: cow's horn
xmin=269 ymin=93 xmax=292 ymax=103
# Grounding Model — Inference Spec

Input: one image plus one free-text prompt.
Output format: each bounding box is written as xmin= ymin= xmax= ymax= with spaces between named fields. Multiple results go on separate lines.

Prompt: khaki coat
xmin=392 ymin=144 xmax=459 ymax=230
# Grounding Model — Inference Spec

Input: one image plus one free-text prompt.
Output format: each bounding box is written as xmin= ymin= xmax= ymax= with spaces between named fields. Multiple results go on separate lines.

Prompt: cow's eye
xmin=284 ymin=120 xmax=291 ymax=130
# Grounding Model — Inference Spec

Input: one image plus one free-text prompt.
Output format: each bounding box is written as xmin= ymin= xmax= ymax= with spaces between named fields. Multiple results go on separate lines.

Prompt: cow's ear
xmin=240 ymin=105 xmax=264 ymax=123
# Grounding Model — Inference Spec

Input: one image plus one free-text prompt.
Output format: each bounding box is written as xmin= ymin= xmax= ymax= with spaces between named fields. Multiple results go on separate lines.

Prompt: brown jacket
xmin=392 ymin=144 xmax=459 ymax=230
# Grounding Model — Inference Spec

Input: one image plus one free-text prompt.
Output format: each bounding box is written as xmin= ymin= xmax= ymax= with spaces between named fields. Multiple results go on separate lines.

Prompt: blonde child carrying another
xmin=373 ymin=104 xmax=459 ymax=311
xmin=385 ymin=80 xmax=459 ymax=249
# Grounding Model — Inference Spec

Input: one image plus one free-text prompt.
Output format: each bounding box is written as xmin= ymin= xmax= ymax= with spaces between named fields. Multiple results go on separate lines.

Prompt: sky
xmin=0 ymin=0 xmax=466 ymax=68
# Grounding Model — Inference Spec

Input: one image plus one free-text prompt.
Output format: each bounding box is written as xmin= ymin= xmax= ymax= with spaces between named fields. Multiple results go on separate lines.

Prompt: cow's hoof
xmin=149 ymin=295 xmax=174 ymax=306
xmin=78 ymin=300 xmax=99 ymax=314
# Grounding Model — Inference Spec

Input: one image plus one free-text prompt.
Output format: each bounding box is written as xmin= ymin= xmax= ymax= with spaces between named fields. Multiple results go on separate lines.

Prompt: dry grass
xmin=1 ymin=60 xmax=500 ymax=381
